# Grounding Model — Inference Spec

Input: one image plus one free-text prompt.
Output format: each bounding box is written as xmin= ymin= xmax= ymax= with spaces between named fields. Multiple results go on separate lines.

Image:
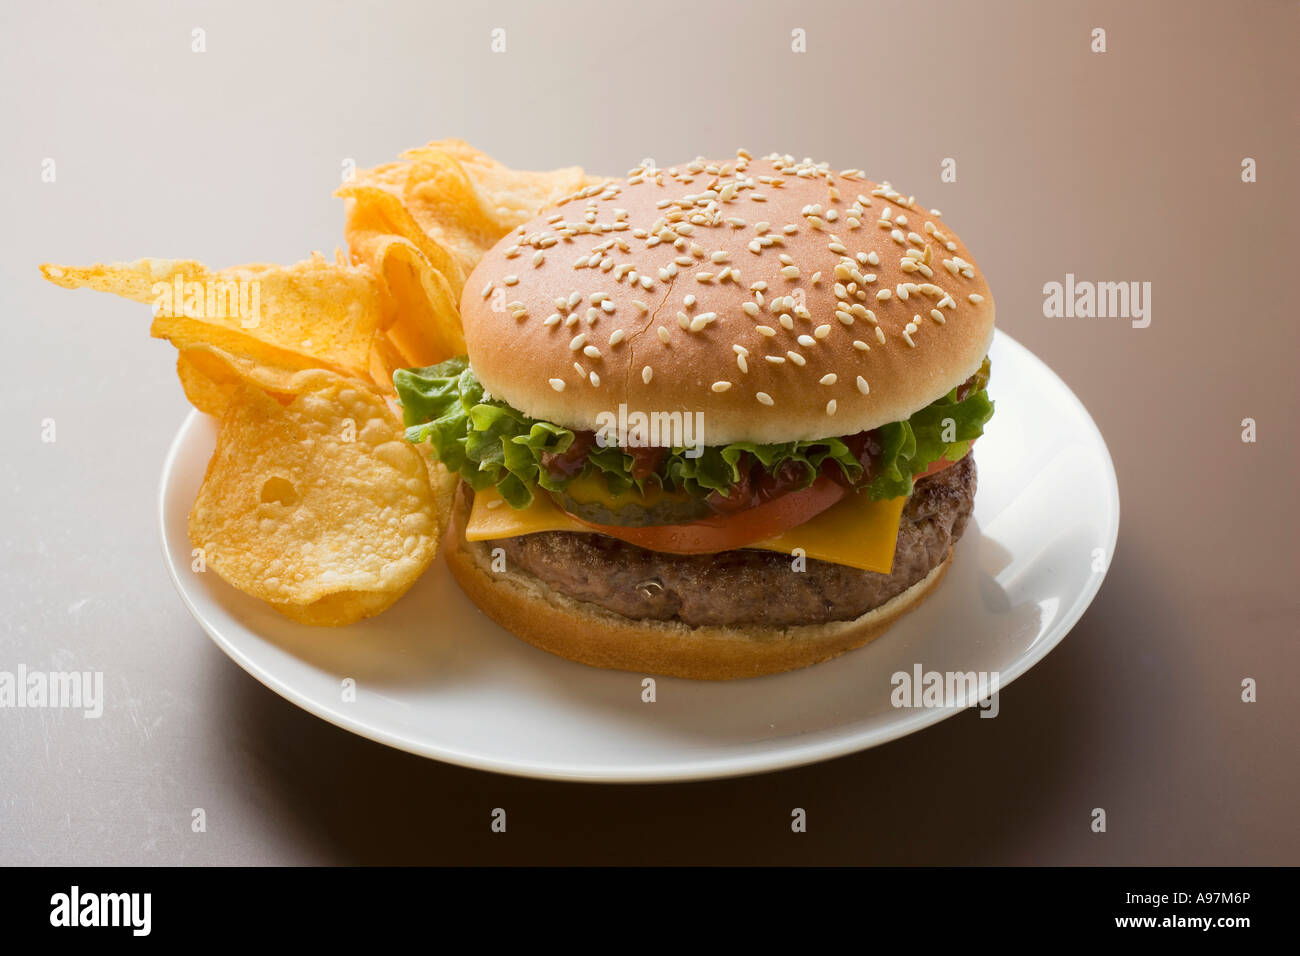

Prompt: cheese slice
xmin=465 ymin=485 xmax=906 ymax=573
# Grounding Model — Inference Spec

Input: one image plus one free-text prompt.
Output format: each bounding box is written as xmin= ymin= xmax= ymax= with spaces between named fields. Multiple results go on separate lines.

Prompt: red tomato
xmin=561 ymin=475 xmax=848 ymax=554
xmin=915 ymin=442 xmax=976 ymax=481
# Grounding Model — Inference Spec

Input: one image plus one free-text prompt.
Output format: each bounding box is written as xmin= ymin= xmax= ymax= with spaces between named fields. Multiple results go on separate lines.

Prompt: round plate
xmin=159 ymin=330 xmax=1119 ymax=782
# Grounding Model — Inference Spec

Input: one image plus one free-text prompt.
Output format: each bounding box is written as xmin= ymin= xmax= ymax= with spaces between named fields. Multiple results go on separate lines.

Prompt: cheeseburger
xmin=396 ymin=151 xmax=994 ymax=679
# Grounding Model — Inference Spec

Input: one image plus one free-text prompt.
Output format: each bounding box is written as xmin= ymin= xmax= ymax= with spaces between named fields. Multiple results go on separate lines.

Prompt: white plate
xmin=158 ymin=329 xmax=1119 ymax=782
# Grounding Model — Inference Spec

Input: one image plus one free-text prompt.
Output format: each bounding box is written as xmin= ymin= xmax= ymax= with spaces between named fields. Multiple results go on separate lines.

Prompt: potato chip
xmin=339 ymin=181 xmax=469 ymax=298
xmin=188 ymin=370 xmax=438 ymax=624
xmin=177 ymin=341 xmax=386 ymax=415
xmin=342 ymin=138 xmax=608 ymax=276
xmin=41 ymin=254 xmax=381 ymax=380
xmin=363 ymin=237 xmax=466 ymax=392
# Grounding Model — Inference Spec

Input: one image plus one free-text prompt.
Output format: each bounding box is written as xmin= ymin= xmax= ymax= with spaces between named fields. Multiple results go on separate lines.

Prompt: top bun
xmin=461 ymin=151 xmax=994 ymax=444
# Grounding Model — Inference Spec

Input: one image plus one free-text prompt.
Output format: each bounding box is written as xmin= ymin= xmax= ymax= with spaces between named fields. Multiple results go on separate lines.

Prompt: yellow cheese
xmin=465 ymin=485 xmax=905 ymax=573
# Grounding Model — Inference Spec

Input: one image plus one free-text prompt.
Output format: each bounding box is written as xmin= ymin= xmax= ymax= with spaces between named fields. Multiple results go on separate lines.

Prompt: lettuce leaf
xmin=395 ymin=357 xmax=993 ymax=508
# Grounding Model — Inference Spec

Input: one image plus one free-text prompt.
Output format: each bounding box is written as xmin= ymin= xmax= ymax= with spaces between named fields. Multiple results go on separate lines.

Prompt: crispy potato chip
xmin=339 ymin=181 xmax=469 ymax=298
xmin=189 ymin=371 xmax=438 ymax=624
xmin=41 ymin=254 xmax=381 ymax=380
xmin=177 ymin=342 xmax=385 ymax=415
xmin=176 ymin=351 xmax=230 ymax=416
xmin=363 ymin=237 xmax=466 ymax=392
xmin=342 ymin=138 xmax=608 ymax=276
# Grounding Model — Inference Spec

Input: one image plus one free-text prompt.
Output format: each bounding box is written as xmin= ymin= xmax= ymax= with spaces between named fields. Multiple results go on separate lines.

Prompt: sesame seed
xmin=814 ymin=324 xmax=831 ymax=339
xmin=756 ymin=325 xmax=776 ymax=337
xmin=544 ymin=313 xmax=561 ymax=326
xmin=787 ymin=350 xmax=807 ymax=366
xmin=930 ymin=309 xmax=946 ymax=324
xmin=902 ymin=330 xmax=916 ymax=348
xmin=737 ymin=354 xmax=749 ymax=373
xmin=756 ymin=392 xmax=774 ymax=406
xmin=765 ymin=355 xmax=786 ymax=364
xmin=696 ymin=272 xmax=714 ymax=283
xmin=820 ymin=373 xmax=838 ymax=385
xmin=633 ymin=300 xmax=648 ymax=312
xmin=877 ymin=289 xmax=892 ymax=301
xmin=586 ymin=307 xmax=600 ymax=324
xmin=875 ymin=326 xmax=886 ymax=344
xmin=712 ymin=381 xmax=732 ymax=393
xmin=781 ymin=265 xmax=801 ymax=279
xmin=689 ymin=315 xmax=710 ymax=332
xmin=609 ymin=329 xmax=625 ymax=346
xmin=574 ymin=361 xmax=585 ymax=376
xmin=856 ymin=376 xmax=869 ymax=394
xmin=481 ymin=281 xmax=494 ymax=298
xmin=853 ymin=339 xmax=869 ymax=351
xmin=968 ymin=293 xmax=984 ymax=303
xmin=677 ymin=312 xmax=690 ymax=330
xmin=797 ymin=335 xmax=816 ymax=347
xmin=779 ymin=314 xmax=795 ymax=330
xmin=569 ymin=333 xmax=586 ymax=351
xmin=742 ymin=302 xmax=760 ymax=317
xmin=583 ymin=345 xmax=601 ymax=359
xmin=549 ymin=378 xmax=566 ymax=392
xmin=590 ymin=371 xmax=601 ymax=386
xmin=642 ymin=366 xmax=654 ymax=384
xmin=658 ymin=326 xmax=671 ymax=344
xmin=826 ymin=399 xmax=837 ymax=416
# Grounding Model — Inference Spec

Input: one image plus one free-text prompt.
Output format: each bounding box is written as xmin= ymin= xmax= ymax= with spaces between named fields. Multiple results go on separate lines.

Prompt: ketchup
xmin=840 ymin=428 xmax=886 ymax=484
xmin=542 ymin=429 xmax=596 ymax=479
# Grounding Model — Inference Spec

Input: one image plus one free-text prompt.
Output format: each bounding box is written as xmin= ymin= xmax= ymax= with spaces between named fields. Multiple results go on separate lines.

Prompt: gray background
xmin=2 ymin=0 xmax=1296 ymax=864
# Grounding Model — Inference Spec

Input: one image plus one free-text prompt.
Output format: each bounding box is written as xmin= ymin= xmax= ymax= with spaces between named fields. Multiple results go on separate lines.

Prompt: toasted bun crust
xmin=444 ymin=484 xmax=951 ymax=680
xmin=462 ymin=152 xmax=994 ymax=444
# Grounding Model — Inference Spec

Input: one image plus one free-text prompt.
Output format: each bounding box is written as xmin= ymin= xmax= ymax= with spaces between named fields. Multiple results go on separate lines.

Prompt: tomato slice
xmin=915 ymin=442 xmax=976 ymax=481
xmin=558 ymin=475 xmax=848 ymax=554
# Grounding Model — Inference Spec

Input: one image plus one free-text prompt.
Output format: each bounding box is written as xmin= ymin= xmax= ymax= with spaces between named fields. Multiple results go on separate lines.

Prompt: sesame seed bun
xmin=461 ymin=151 xmax=994 ymax=444
xmin=444 ymin=484 xmax=952 ymax=680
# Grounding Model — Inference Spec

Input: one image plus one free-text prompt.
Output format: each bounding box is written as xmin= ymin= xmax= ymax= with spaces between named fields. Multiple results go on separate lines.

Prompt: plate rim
xmin=156 ymin=328 xmax=1121 ymax=783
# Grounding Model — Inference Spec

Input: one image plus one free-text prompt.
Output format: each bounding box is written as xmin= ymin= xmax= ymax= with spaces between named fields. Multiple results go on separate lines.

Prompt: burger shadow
xmin=207 ymin=519 xmax=1170 ymax=864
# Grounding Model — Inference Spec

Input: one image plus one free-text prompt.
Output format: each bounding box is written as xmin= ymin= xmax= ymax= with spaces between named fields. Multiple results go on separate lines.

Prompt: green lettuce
xmin=394 ymin=356 xmax=993 ymax=508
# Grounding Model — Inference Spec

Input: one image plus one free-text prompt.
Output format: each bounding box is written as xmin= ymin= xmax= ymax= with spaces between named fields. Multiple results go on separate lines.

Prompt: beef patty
xmin=484 ymin=455 xmax=976 ymax=628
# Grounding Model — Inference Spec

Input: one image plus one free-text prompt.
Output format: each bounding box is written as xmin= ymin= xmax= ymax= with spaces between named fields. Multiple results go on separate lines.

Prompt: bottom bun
xmin=444 ymin=484 xmax=953 ymax=680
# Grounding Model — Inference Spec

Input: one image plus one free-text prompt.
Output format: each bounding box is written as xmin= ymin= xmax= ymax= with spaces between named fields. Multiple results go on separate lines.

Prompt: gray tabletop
xmin=3 ymin=0 xmax=1297 ymax=865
